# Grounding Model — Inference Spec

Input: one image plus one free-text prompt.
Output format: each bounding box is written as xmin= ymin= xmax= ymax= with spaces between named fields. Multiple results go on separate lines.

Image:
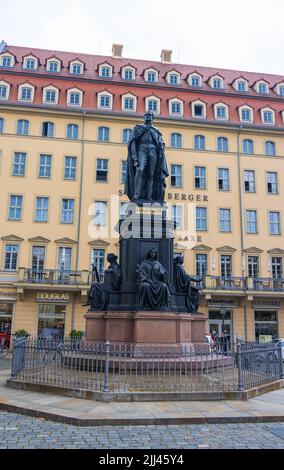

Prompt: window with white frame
xmin=236 ymin=80 xmax=248 ymax=92
xmin=215 ymin=105 xmax=228 ymax=120
xmin=42 ymin=122 xmax=54 ymax=138
xmin=122 ymin=94 xmax=136 ymax=111
xmin=70 ymin=62 xmax=83 ymax=75
xmin=0 ymin=81 xmax=9 ymax=100
xmin=188 ymin=74 xmax=202 ymax=87
xmin=217 ymin=137 xmax=228 ymax=152
xmin=1 ymin=55 xmax=13 ymax=67
xmin=38 ymin=154 xmax=52 ymax=178
xmin=64 ymin=156 xmax=77 ymax=180
xmin=23 ymin=56 xmax=37 ymax=70
xmin=195 ymin=166 xmax=206 ymax=189
xmin=120 ymin=202 xmax=128 ymax=220
xmin=43 ymin=87 xmax=58 ymax=104
xmin=171 ymin=205 xmax=183 ymax=229
xmin=99 ymin=65 xmax=112 ymax=78
xmin=122 ymin=129 xmax=132 ymax=144
xmin=16 ymin=119 xmax=30 ymax=135
xmin=96 ymin=159 xmax=108 ymax=182
xmin=210 ymin=76 xmax=223 ymax=89
xmin=246 ymin=210 xmax=257 ymax=234
xmin=61 ymin=199 xmax=74 ymax=224
xmin=145 ymin=69 xmax=158 ymax=82
xmin=19 ymin=86 xmax=33 ymax=101
xmin=196 ymin=254 xmax=207 ymax=276
xmin=98 ymin=126 xmax=109 ymax=142
xmin=167 ymin=72 xmax=180 ymax=85
xmin=121 ymin=160 xmax=127 ymax=183
xmin=194 ymin=135 xmax=205 ymax=150
xmin=240 ymin=107 xmax=253 ymax=122
xmin=277 ymin=84 xmax=284 ymax=96
xmin=265 ymin=141 xmax=276 ymax=156
xmin=171 ymin=164 xmax=182 ymax=187
xmin=171 ymin=133 xmax=182 ymax=148
xmin=269 ymin=212 xmax=281 ymax=235
xmin=196 ymin=207 xmax=207 ymax=231
xmin=12 ymin=152 xmax=27 ymax=177
xmin=94 ymin=201 xmax=107 ymax=225
xmin=243 ymin=139 xmax=254 ymax=154
xmin=98 ymin=92 xmax=112 ymax=109
xmin=4 ymin=244 xmax=19 ymax=271
xmin=0 ymin=117 xmax=4 ymax=133
xmin=267 ymin=172 xmax=278 ymax=194
xmin=122 ymin=67 xmax=135 ymax=80
xmin=67 ymin=89 xmax=82 ymax=106
xmin=146 ymin=97 xmax=160 ymax=113
xmin=67 ymin=124 xmax=79 ymax=139
xmin=219 ymin=208 xmax=231 ymax=232
xmin=35 ymin=197 xmax=49 ymax=223
xmin=169 ymin=99 xmax=183 ymax=115
xmin=257 ymin=82 xmax=268 ymax=94
xmin=218 ymin=168 xmax=229 ymax=191
xmin=8 ymin=195 xmax=23 ymax=221
xmin=244 ymin=170 xmax=255 ymax=192
xmin=262 ymin=109 xmax=275 ymax=124
xmin=192 ymin=101 xmax=206 ymax=118
xmin=47 ymin=59 xmax=60 ymax=72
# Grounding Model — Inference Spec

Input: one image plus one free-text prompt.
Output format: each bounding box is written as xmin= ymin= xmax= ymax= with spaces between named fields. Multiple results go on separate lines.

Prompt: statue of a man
xmin=84 ymin=253 xmax=122 ymax=310
xmin=136 ymin=248 xmax=170 ymax=310
xmin=174 ymin=255 xmax=202 ymax=313
xmin=124 ymin=111 xmax=169 ymax=202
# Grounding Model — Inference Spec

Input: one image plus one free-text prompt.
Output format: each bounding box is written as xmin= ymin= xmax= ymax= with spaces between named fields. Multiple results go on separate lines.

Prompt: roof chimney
xmin=161 ymin=49 xmax=172 ymax=63
xmin=112 ymin=44 xmax=123 ymax=58
xmin=0 ymin=40 xmax=7 ymax=53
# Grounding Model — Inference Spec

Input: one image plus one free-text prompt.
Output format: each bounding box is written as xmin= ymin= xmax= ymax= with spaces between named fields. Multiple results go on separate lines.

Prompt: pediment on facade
xmin=88 ymin=239 xmax=110 ymax=247
xmin=267 ymin=248 xmax=284 ymax=255
xmin=1 ymin=234 xmax=24 ymax=242
xmin=174 ymin=243 xmax=187 ymax=251
xmin=216 ymin=245 xmax=237 ymax=253
xmin=192 ymin=244 xmax=212 ymax=252
xmin=244 ymin=246 xmax=263 ymax=253
xmin=28 ymin=236 xmax=50 ymax=244
xmin=55 ymin=238 xmax=77 ymax=245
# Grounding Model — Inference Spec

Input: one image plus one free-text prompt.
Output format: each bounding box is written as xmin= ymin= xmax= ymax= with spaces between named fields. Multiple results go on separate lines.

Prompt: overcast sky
xmin=1 ymin=0 xmax=284 ymax=75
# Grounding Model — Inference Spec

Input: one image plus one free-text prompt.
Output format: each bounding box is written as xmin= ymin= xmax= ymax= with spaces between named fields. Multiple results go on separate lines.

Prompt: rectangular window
xmin=12 ymin=152 xmax=26 ymax=176
xmin=219 ymin=208 xmax=231 ymax=232
xmin=272 ymin=257 xmax=282 ymax=279
xmin=196 ymin=207 xmax=207 ymax=231
xmin=218 ymin=168 xmax=229 ymax=191
xmin=171 ymin=205 xmax=183 ymax=230
xmin=96 ymin=159 xmax=108 ymax=182
xmin=259 ymin=83 xmax=267 ymax=93
xmin=220 ymin=255 xmax=232 ymax=277
xmin=120 ymin=202 xmax=128 ymax=220
xmin=20 ymin=87 xmax=32 ymax=100
xmin=45 ymin=90 xmax=56 ymax=103
xmin=124 ymin=69 xmax=133 ymax=80
xmin=267 ymin=172 xmax=278 ymax=194
xmin=194 ymin=166 xmax=206 ymax=189
xmin=147 ymin=100 xmax=158 ymax=112
xmin=170 ymin=74 xmax=178 ymax=84
xmin=263 ymin=111 xmax=273 ymax=123
xmin=38 ymin=304 xmax=66 ymax=340
xmin=171 ymin=102 xmax=181 ymax=114
xmin=101 ymin=67 xmax=111 ymax=78
xmin=94 ymin=201 xmax=107 ymax=226
xmin=2 ymin=57 xmax=11 ymax=67
xmin=244 ymin=170 xmax=255 ymax=192
xmin=216 ymin=106 xmax=226 ymax=119
xmin=92 ymin=249 xmax=105 ymax=280
xmin=8 ymin=195 xmax=23 ymax=220
xmin=237 ymin=81 xmax=246 ymax=92
xmin=35 ymin=197 xmax=49 ymax=222
xmin=248 ymin=256 xmax=259 ymax=278
xmin=100 ymin=95 xmax=110 ymax=108
xmin=241 ymin=109 xmax=251 ymax=121
xmin=32 ymin=246 xmax=45 ymax=271
xmin=121 ymin=160 xmax=127 ymax=184
xmin=26 ymin=59 xmax=35 ymax=70
xmin=193 ymin=104 xmax=204 ymax=117
xmin=246 ymin=210 xmax=257 ymax=234
xmin=269 ymin=211 xmax=281 ymax=235
xmin=279 ymin=86 xmax=284 ymax=96
xmin=124 ymin=98 xmax=134 ymax=110
xmin=191 ymin=76 xmax=200 ymax=87
xmin=147 ymin=72 xmax=156 ymax=82
xmin=69 ymin=93 xmax=80 ymax=105
xmin=196 ymin=254 xmax=207 ymax=277
xmin=38 ymin=154 xmax=52 ymax=178
xmin=64 ymin=156 xmax=77 ymax=180
xmin=58 ymin=247 xmax=72 ymax=271
xmin=255 ymin=311 xmax=278 ymax=342
xmin=61 ymin=199 xmax=74 ymax=224
xmin=49 ymin=61 xmax=58 ymax=72
xmin=72 ymin=64 xmax=82 ymax=75
xmin=0 ymin=85 xmax=7 ymax=99
xmin=4 ymin=245 xmax=18 ymax=271
xmin=170 ymin=164 xmax=182 ymax=187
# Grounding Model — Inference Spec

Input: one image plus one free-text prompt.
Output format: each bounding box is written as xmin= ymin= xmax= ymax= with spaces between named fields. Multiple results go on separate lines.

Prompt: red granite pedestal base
xmin=85 ymin=310 xmax=207 ymax=352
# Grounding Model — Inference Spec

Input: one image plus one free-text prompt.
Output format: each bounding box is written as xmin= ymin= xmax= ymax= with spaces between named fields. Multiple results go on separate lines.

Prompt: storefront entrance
xmin=208 ymin=310 xmax=233 ymax=347
xmin=0 ymin=303 xmax=13 ymax=347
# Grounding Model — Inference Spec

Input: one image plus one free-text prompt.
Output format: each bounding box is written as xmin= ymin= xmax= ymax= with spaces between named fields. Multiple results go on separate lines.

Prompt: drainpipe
xmin=237 ymin=126 xmax=247 ymax=341
xmin=71 ymin=110 xmax=86 ymax=331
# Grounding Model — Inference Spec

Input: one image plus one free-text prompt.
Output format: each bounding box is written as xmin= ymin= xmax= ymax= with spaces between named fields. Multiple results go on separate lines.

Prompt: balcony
xmin=203 ymin=275 xmax=284 ymax=297
xmin=210 ymin=276 xmax=246 ymax=291
xmin=21 ymin=268 xmax=88 ymax=285
xmin=247 ymin=277 xmax=284 ymax=292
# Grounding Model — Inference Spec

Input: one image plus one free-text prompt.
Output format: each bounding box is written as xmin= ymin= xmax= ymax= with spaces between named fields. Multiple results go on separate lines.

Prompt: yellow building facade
xmin=0 ymin=43 xmax=284 ymax=345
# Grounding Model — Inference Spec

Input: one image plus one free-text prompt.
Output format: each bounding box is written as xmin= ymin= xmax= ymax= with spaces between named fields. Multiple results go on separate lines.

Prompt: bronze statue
xmin=84 ymin=253 xmax=121 ymax=310
xmin=174 ymin=255 xmax=202 ymax=313
xmin=136 ymin=248 xmax=170 ymax=310
xmin=124 ymin=111 xmax=169 ymax=202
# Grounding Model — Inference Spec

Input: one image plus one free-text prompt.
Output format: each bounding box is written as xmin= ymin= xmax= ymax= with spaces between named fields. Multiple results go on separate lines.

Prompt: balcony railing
xmin=210 ymin=276 xmax=246 ymax=291
xmin=22 ymin=269 xmax=87 ymax=285
xmin=249 ymin=277 xmax=284 ymax=292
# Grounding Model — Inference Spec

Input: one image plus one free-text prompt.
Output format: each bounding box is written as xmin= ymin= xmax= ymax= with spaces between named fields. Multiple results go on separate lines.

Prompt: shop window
xmin=38 ymin=303 xmax=66 ymax=339
xmin=254 ymin=311 xmax=278 ymax=341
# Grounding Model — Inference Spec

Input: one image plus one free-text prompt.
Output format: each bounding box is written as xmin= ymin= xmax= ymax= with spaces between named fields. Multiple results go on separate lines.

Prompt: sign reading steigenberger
xmin=36 ymin=293 xmax=70 ymax=302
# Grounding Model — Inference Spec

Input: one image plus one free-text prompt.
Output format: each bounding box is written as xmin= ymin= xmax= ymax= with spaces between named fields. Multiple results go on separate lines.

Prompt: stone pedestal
xmin=85 ymin=310 xmax=207 ymax=351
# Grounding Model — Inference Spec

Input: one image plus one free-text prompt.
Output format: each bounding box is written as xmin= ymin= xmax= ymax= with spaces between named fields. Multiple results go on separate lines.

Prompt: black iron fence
xmin=10 ymin=337 xmax=283 ymax=395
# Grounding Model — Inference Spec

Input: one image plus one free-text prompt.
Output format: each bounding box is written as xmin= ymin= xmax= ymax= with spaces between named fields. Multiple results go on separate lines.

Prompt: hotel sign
xmin=37 ymin=293 xmax=70 ymax=302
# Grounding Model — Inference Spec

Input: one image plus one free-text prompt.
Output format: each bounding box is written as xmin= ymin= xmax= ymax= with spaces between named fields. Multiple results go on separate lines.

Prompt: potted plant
xmin=13 ymin=329 xmax=29 ymax=338
xmin=69 ymin=330 xmax=84 ymax=351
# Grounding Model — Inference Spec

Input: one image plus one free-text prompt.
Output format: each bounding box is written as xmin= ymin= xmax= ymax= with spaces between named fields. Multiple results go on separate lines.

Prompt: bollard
xmin=10 ymin=336 xmax=26 ymax=378
xmin=237 ymin=338 xmax=244 ymax=392
xmin=278 ymin=342 xmax=284 ymax=380
xmin=103 ymin=340 xmax=110 ymax=393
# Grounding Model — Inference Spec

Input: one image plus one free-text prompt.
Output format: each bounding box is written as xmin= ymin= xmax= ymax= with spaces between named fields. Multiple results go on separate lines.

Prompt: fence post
xmin=103 ymin=340 xmax=110 ymax=393
xmin=10 ymin=336 xmax=26 ymax=379
xmin=278 ymin=342 xmax=284 ymax=380
xmin=237 ymin=338 xmax=244 ymax=392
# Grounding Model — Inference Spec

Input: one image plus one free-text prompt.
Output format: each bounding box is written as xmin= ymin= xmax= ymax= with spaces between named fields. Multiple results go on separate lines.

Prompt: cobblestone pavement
xmin=0 ymin=411 xmax=283 ymax=448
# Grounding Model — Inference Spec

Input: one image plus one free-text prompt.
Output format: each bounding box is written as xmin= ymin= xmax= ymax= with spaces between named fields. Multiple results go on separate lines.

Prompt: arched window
xmin=98 ymin=126 xmax=109 ymax=142
xmin=217 ymin=137 xmax=228 ymax=152
xmin=122 ymin=128 xmax=132 ymax=144
xmin=16 ymin=119 xmax=29 ymax=135
xmin=171 ymin=133 xmax=182 ymax=148
xmin=243 ymin=139 xmax=254 ymax=154
xmin=67 ymin=124 xmax=79 ymax=139
xmin=42 ymin=122 xmax=54 ymax=138
xmin=194 ymin=135 xmax=205 ymax=150
xmin=0 ymin=117 xmax=4 ymax=133
xmin=265 ymin=141 xmax=276 ymax=156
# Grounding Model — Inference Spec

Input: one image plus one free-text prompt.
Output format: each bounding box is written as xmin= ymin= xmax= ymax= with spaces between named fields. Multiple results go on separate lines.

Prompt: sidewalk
xmin=0 ymin=367 xmax=284 ymax=426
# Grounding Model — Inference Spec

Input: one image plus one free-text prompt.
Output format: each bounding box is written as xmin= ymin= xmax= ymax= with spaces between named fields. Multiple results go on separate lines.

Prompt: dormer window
xmin=43 ymin=86 xmax=59 ymax=104
xmin=261 ymin=108 xmax=275 ymax=125
xmin=122 ymin=67 xmax=135 ymax=80
xmin=67 ymin=89 xmax=83 ymax=106
xmin=191 ymin=100 xmax=206 ymax=118
xmin=97 ymin=91 xmax=113 ymax=110
xmin=18 ymin=84 xmax=35 ymax=102
xmin=275 ymin=83 xmax=284 ymax=96
xmin=122 ymin=93 xmax=137 ymax=112
xmin=99 ymin=64 xmax=113 ymax=78
xmin=255 ymin=81 xmax=269 ymax=94
xmin=0 ymin=54 xmax=14 ymax=68
xmin=145 ymin=96 xmax=160 ymax=114
xmin=145 ymin=69 xmax=158 ymax=83
xmin=166 ymin=72 xmax=180 ymax=85
xmin=210 ymin=76 xmax=224 ymax=89
xmin=0 ymin=81 xmax=10 ymax=100
xmin=187 ymin=73 xmax=202 ymax=87
xmin=47 ymin=59 xmax=61 ymax=73
xmin=169 ymin=98 xmax=183 ymax=116
xmin=239 ymin=105 xmax=253 ymax=123
xmin=23 ymin=56 xmax=38 ymax=70
xmin=70 ymin=61 xmax=83 ymax=75
xmin=214 ymin=103 xmax=228 ymax=120
xmin=236 ymin=80 xmax=248 ymax=92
